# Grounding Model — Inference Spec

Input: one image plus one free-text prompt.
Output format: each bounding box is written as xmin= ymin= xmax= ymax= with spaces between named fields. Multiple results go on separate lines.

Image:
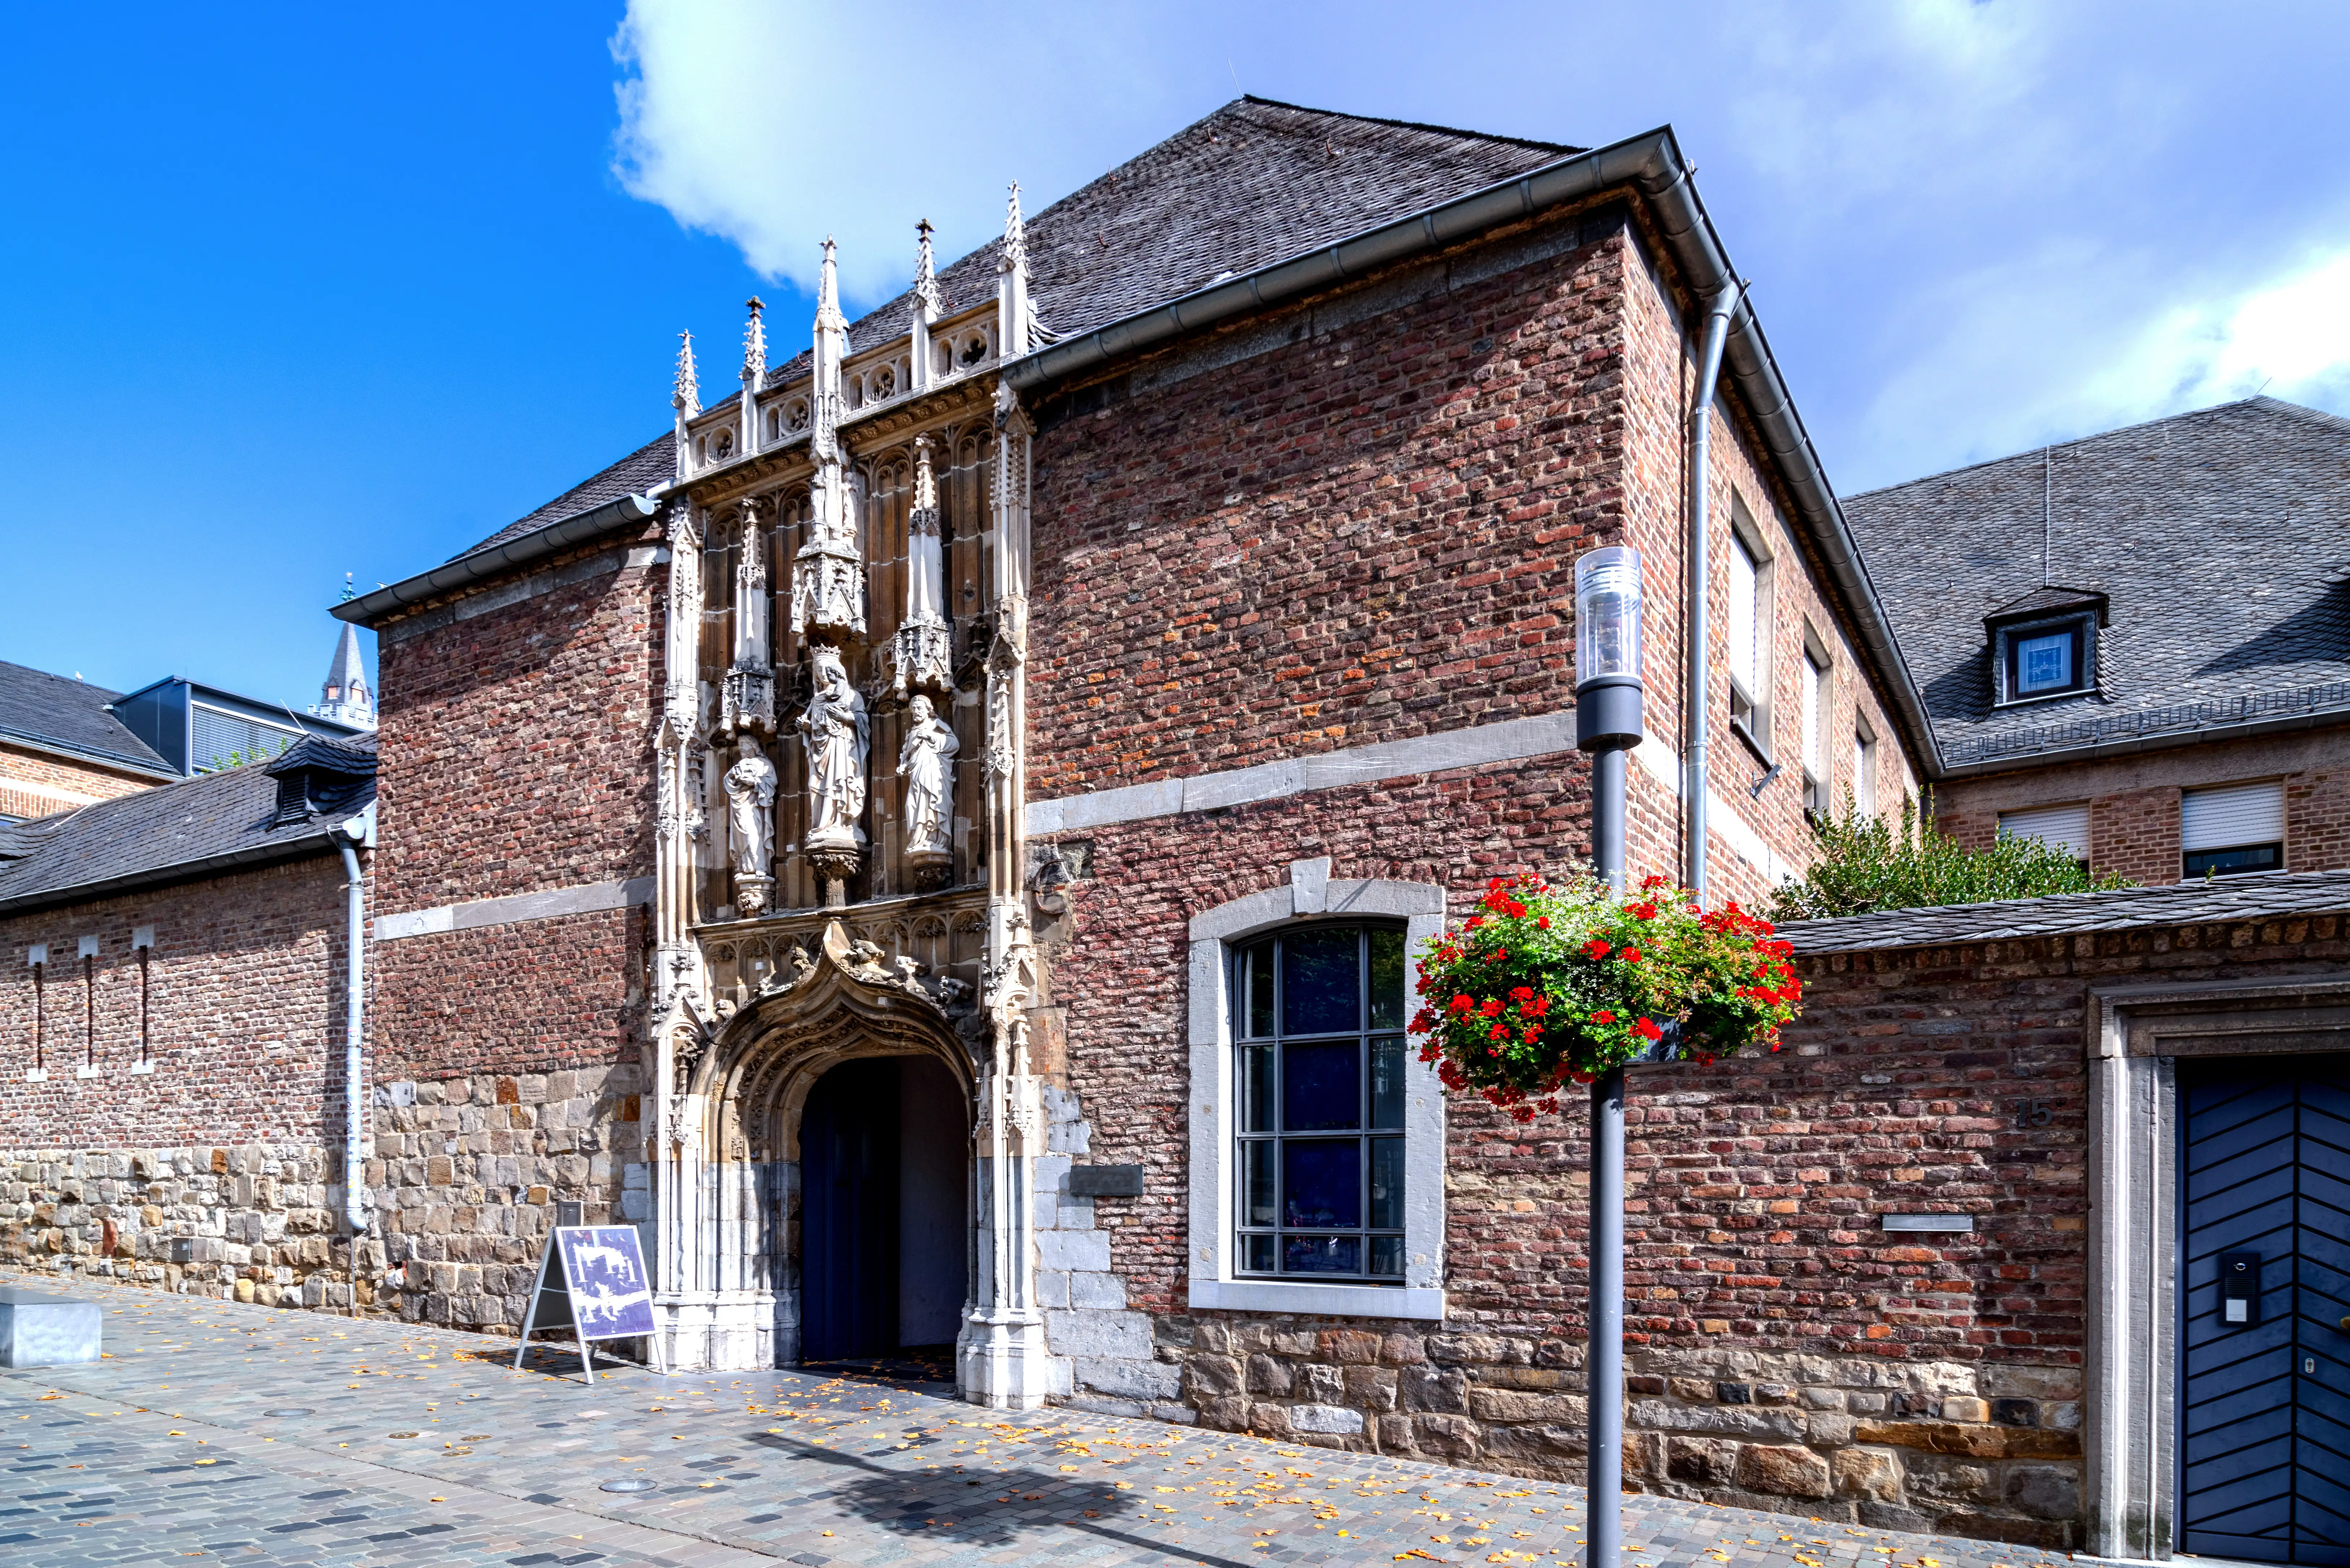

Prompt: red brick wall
xmin=1932 ymin=725 xmax=2350 ymax=883
xmin=366 ymin=538 xmax=662 ymax=1083
xmin=371 ymin=538 xmax=663 ymax=914
xmin=0 ymin=855 xmax=351 ymax=1147
xmin=0 ymin=740 xmax=160 ymax=822
xmin=1027 ymin=209 xmax=1622 ymax=805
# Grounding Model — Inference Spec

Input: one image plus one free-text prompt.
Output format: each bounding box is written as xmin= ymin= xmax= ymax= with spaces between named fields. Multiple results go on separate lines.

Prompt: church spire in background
xmin=312 ymin=621 xmax=375 ymax=730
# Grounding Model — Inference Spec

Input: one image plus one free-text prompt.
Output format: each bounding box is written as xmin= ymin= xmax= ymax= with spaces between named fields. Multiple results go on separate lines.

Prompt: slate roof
xmin=1780 ymin=867 xmax=2350 ymax=954
xmin=0 ymin=660 xmax=172 ymax=776
xmin=1842 ymin=397 xmax=2350 ymax=770
xmin=0 ymin=733 xmax=374 ymax=914
xmin=457 ymin=98 xmax=1573 ymax=561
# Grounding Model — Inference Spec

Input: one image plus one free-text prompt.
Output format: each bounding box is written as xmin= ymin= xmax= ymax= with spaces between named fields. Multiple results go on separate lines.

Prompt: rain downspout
xmin=338 ymin=814 xmax=370 ymax=1312
xmin=1684 ymin=280 xmax=1744 ymax=906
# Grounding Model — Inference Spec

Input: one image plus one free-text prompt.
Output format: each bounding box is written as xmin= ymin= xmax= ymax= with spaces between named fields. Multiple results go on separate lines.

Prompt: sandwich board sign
xmin=514 ymin=1225 xmax=665 ymax=1383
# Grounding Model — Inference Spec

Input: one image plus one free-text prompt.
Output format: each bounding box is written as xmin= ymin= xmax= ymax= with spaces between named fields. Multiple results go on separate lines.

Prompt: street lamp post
xmin=1573 ymin=545 xmax=1644 ymax=1568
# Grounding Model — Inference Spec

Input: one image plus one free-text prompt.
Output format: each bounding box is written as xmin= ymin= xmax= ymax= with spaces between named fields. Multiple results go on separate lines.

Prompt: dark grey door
xmin=2182 ymin=1057 xmax=2350 ymax=1566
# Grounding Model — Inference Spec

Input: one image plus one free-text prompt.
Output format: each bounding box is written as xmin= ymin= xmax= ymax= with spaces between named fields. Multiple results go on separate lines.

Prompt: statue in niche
xmin=898 ymin=693 xmax=958 ymax=869
xmin=723 ymin=735 xmax=777 ymax=915
xmin=798 ymin=646 xmax=869 ymax=886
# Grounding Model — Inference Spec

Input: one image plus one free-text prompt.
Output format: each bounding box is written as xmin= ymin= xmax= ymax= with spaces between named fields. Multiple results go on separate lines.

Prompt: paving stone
xmin=0 ymin=1270 xmax=2082 ymax=1568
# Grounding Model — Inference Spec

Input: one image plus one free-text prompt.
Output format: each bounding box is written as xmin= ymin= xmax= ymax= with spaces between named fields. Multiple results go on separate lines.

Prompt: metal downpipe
xmin=1684 ymin=281 xmax=1744 ymax=906
xmin=338 ymin=831 xmax=368 ymax=1310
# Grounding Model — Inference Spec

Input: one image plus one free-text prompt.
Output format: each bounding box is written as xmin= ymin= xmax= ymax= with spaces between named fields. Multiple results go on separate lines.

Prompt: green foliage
xmin=1772 ymin=794 xmax=2131 ymax=922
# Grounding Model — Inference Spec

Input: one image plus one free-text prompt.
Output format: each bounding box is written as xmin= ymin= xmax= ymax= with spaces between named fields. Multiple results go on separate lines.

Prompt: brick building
xmin=0 ymin=734 xmax=377 ymax=1303
xmin=1845 ymin=396 xmax=2350 ymax=882
xmin=0 ymin=661 xmax=177 ymax=823
xmin=9 ymin=97 xmax=2347 ymax=1561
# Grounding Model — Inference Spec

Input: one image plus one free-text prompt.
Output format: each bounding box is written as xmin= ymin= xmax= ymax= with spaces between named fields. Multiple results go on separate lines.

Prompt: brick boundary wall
xmin=1054 ymin=894 xmax=2350 ymax=1549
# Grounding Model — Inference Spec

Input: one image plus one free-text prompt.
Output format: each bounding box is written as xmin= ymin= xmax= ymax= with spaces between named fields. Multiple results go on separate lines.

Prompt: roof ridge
xmin=1231 ymin=94 xmax=1575 ymax=156
xmin=1845 ymin=394 xmax=2327 ymax=502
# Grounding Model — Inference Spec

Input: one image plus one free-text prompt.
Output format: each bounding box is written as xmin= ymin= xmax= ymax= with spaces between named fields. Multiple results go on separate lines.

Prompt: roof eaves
xmin=337 ymin=491 xmax=664 ymax=631
xmin=0 ymin=724 xmax=178 ymax=781
xmin=0 ymin=824 xmax=349 ymax=918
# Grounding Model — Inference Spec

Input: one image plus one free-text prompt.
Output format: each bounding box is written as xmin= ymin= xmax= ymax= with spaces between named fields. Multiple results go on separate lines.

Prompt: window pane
xmin=1370 ymin=1036 xmax=1405 ymax=1129
xmin=1368 ymin=928 xmax=1405 ymax=1030
xmin=1244 ymin=942 xmax=1275 ymax=1038
xmin=1240 ymin=1046 xmax=1273 ymax=1132
xmin=1282 ymin=1140 xmax=1361 ymax=1228
xmin=1281 ymin=928 xmax=1359 ymax=1036
xmin=1243 ymin=1233 xmax=1277 ymax=1273
xmin=1369 ymin=1236 xmax=1404 ymax=1278
xmin=1727 ymin=536 xmax=1759 ymax=694
xmin=1284 ymin=1234 xmax=1361 ymax=1274
xmin=1242 ymin=1140 xmax=1276 ymax=1227
xmin=2015 ymin=631 xmax=2072 ymax=693
xmin=1283 ymin=1040 xmax=1360 ymax=1131
xmin=1370 ymin=1135 xmax=1405 ymax=1229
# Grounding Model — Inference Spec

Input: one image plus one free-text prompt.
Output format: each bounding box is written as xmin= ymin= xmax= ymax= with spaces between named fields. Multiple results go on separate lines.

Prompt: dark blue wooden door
xmin=2182 ymin=1057 xmax=2350 ymax=1566
xmin=800 ymin=1058 xmax=900 ymax=1363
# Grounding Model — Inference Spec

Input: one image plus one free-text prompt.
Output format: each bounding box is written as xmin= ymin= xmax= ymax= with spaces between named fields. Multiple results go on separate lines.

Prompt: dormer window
xmin=2008 ymin=620 xmax=2087 ymax=696
xmin=1984 ymin=586 xmax=2107 ymax=706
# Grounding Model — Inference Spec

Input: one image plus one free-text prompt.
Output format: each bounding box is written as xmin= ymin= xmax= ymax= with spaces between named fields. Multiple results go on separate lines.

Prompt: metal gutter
xmin=1936 ymin=704 xmax=2350 ymax=781
xmin=0 ymin=726 xmax=178 ymax=781
xmin=1001 ymin=125 xmax=1946 ymax=779
xmin=0 ymin=824 xmax=351 ymax=917
xmin=336 ymin=491 xmax=662 ymax=630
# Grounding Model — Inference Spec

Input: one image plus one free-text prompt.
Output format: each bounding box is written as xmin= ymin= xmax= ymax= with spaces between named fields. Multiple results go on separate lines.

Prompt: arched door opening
xmin=799 ymin=1053 xmax=966 ymax=1364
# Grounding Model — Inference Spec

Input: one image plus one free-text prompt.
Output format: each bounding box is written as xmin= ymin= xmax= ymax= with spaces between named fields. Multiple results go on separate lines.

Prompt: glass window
xmin=1727 ymin=534 xmax=1761 ymax=703
xmin=1853 ymin=728 xmax=1877 ymax=816
xmin=1233 ymin=926 xmax=1408 ymax=1282
xmin=2000 ymin=617 xmax=2092 ymax=700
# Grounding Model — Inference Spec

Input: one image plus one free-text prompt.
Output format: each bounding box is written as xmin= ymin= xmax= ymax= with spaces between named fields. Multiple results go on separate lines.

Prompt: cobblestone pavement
xmin=0 ymin=1272 xmax=2080 ymax=1568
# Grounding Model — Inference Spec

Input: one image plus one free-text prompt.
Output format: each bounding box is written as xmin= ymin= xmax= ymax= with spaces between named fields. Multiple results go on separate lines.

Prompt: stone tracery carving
xmin=892 ymin=434 xmax=953 ymax=696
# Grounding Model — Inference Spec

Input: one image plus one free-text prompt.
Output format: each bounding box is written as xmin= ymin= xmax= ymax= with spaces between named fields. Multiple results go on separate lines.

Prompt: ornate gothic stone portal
xmin=650 ymin=194 xmax=1053 ymax=1408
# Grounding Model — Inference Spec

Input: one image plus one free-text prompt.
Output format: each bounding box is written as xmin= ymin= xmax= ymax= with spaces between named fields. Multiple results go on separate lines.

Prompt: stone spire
xmin=811 ymin=239 xmax=846 ymax=465
xmin=740 ymin=297 xmax=767 ymax=390
xmin=914 ymin=219 xmax=943 ymax=317
xmin=997 ymin=183 xmax=1031 ymax=360
xmin=312 ymin=622 xmax=375 ymax=730
xmin=673 ymin=330 xmax=700 ymax=417
xmin=911 ymin=219 xmax=942 ymax=391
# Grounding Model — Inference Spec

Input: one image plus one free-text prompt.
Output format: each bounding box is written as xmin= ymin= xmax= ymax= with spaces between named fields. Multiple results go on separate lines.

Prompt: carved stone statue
xmin=798 ymin=647 xmax=868 ymax=891
xmin=722 ymin=735 xmax=777 ymax=915
xmin=898 ymin=693 xmax=958 ymax=874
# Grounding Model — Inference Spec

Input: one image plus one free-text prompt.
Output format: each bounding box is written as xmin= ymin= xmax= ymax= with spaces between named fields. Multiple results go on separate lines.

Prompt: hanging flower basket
xmin=1409 ymin=870 xmax=1801 ymax=1121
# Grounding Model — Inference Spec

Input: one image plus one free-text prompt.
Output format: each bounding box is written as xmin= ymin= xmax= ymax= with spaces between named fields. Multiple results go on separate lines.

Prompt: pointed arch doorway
xmin=657 ymin=922 xmax=978 ymax=1376
xmin=799 ymin=1053 xmax=967 ymax=1363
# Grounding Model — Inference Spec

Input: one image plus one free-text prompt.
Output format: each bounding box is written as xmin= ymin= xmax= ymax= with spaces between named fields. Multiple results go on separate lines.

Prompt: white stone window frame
xmin=1188 ymin=858 xmax=1447 ymax=1320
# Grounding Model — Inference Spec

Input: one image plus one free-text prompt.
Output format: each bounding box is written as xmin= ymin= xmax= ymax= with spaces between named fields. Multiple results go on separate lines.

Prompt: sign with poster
xmin=514 ymin=1225 xmax=665 ymax=1383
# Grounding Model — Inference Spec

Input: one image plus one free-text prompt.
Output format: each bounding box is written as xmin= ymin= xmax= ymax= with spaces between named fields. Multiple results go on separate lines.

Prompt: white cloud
xmin=609 ymin=0 xmax=1190 ymax=306
xmin=608 ymin=0 xmax=2350 ymax=491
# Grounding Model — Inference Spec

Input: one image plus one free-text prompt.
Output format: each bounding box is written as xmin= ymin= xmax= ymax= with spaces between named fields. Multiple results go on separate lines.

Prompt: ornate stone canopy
xmin=688 ymin=919 xmax=972 ymax=1162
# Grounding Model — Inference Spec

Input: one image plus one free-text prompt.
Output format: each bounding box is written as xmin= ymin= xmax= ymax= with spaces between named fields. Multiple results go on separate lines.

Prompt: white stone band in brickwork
xmin=1027 ymin=712 xmax=1577 ymax=835
xmin=373 ymin=876 xmax=654 ymax=942
xmin=1025 ymin=708 xmax=1795 ymax=884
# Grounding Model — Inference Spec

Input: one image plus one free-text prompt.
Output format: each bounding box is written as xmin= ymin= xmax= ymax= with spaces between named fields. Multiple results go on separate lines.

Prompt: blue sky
xmin=7 ymin=2 xmax=2348 ymax=709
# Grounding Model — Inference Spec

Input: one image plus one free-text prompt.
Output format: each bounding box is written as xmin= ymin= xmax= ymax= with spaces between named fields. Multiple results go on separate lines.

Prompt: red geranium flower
xmin=1593 ymin=1010 xmax=1616 ymax=1024
xmin=1619 ymin=946 xmax=1644 ymax=963
xmin=1584 ymin=939 xmax=1610 ymax=960
xmin=1633 ymin=1018 xmax=1663 ymax=1042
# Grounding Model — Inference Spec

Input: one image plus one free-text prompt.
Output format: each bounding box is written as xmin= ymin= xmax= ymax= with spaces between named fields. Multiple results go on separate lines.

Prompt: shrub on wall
xmin=1772 ymin=794 xmax=2131 ymax=921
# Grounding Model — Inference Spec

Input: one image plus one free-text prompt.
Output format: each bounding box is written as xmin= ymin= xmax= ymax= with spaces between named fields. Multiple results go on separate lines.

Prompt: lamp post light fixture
xmin=1572 ymin=543 xmax=1644 ymax=1568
